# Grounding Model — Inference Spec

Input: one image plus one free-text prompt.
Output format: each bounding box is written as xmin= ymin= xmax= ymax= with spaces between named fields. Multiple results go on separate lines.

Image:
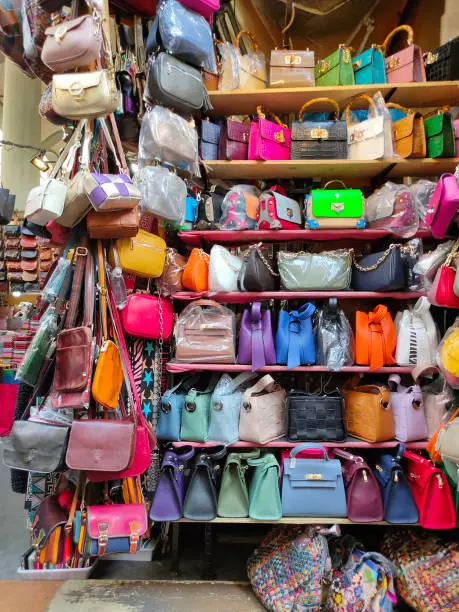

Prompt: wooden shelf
xmin=208 ymin=81 xmax=459 ymax=116
xmin=173 ymin=291 xmax=425 ymax=303
xmin=172 ymin=439 xmax=428 ymax=450
xmin=167 ymin=363 xmax=413 ymax=374
xmin=178 ymin=517 xmax=419 ymax=525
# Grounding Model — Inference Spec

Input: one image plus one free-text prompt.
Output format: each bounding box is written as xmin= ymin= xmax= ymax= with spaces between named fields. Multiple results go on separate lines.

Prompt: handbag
xmin=282 ymin=443 xmax=347 ymax=517
xmin=387 ymin=102 xmax=426 ymax=158
xmin=182 ymin=248 xmax=210 ymax=293
xmin=413 ymin=365 xmax=453 ymax=438
xmin=438 ymin=319 xmax=459 ymax=388
xmin=120 ymin=294 xmax=174 ymax=340
xmin=110 ymin=230 xmax=166 ymax=279
xmin=427 ymin=406 xmax=459 ymax=464
xmin=183 ymin=445 xmax=227 ymax=520
xmin=428 ymin=240 xmax=459 ymax=307
xmin=257 ymin=190 xmax=302 ymax=230
xmin=180 ymin=373 xmax=219 ymax=442
xmin=388 ymin=374 xmax=428 ymax=442
xmin=238 ymin=302 xmax=276 ymax=372
xmin=239 ymin=375 xmax=287 ymax=444
xmin=315 ymin=44 xmax=354 ymax=86
xmin=247 ymin=453 xmax=282 ymax=521
xmin=85 ymin=502 xmax=147 ymax=556
xmin=157 ymin=375 xmax=200 ymax=441
xmin=134 ymin=165 xmax=186 ymax=225
xmin=52 ymin=70 xmax=118 ymax=121
xmin=276 ymin=303 xmax=316 ymax=369
xmin=287 ymin=387 xmax=345 ymax=442
xmin=345 ymin=94 xmax=387 ymax=160
xmin=343 ymin=382 xmax=395 ymax=442
xmin=150 ymin=446 xmax=195 ymax=521
xmin=174 ymin=300 xmax=236 ymax=364
xmin=315 ymin=299 xmax=354 ymax=370
xmin=425 ymin=174 xmax=459 ymax=239
xmin=238 ymin=244 xmax=279 ymax=292
xmin=0 ymin=190 xmax=15 ymax=225
xmin=277 ymin=249 xmax=352 ymax=291
xmin=0 ymin=383 xmax=18 ymax=437
xmin=334 ymin=449 xmax=384 ymax=523
xmin=217 ymin=450 xmax=260 ymax=518
xmin=208 ymin=245 xmax=242 ymax=292
xmin=158 ymin=248 xmax=187 ymax=295
xmin=248 ymin=106 xmax=291 ymax=161
xmin=235 ymin=30 xmax=267 ymax=90
xmin=381 ymin=25 xmax=426 ymax=83
xmin=395 ymin=296 xmax=438 ymax=365
xmin=291 ymin=97 xmax=347 ymax=160
xmin=270 ymin=48 xmax=315 ymax=88
xmin=437 ymin=419 xmax=459 ymax=487
xmin=179 ymin=0 xmax=219 ymax=19
xmin=87 ymin=207 xmax=139 ymax=239
xmin=218 ymin=119 xmax=250 ymax=161
xmin=352 ymin=45 xmax=386 ymax=84
xmin=374 ymin=445 xmax=419 ymax=523
xmin=424 ymin=108 xmax=456 ymax=158
xmin=208 ymin=372 xmax=256 ymax=444
xmin=425 ymin=36 xmax=459 ymax=81
xmin=352 ymin=244 xmax=406 ymax=292
xmin=306 ymin=180 xmax=365 ymax=229
xmin=200 ymin=120 xmax=221 ymax=161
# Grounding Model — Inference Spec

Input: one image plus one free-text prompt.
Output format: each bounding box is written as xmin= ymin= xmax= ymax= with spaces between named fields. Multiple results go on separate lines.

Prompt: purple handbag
xmin=388 ymin=374 xmax=428 ymax=442
xmin=238 ymin=302 xmax=276 ymax=372
xmin=218 ymin=119 xmax=250 ymax=160
xmin=149 ymin=446 xmax=195 ymax=521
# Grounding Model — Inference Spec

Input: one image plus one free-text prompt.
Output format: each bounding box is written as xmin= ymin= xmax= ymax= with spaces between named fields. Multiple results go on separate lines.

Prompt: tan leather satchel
xmin=343 ymin=382 xmax=395 ymax=443
xmin=387 ymin=103 xmax=426 ymax=159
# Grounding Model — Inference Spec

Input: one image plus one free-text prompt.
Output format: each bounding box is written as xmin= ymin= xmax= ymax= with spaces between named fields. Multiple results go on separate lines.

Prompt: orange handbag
xmin=355 ymin=305 xmax=396 ymax=371
xmin=426 ymin=406 xmax=459 ymax=463
xmin=182 ymin=248 xmax=210 ymax=293
xmin=343 ymin=382 xmax=395 ymax=442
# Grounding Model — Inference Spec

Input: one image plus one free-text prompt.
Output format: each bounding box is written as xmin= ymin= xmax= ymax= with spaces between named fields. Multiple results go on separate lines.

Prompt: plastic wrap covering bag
xmin=438 ymin=318 xmax=459 ymax=389
xmin=394 ymin=296 xmax=439 ymax=366
xmin=411 ymin=179 xmax=436 ymax=229
xmin=42 ymin=257 xmax=69 ymax=303
xmin=315 ymin=299 xmax=354 ymax=371
xmin=346 ymin=92 xmax=393 ymax=160
xmin=218 ymin=42 xmax=240 ymax=91
xmin=401 ymin=238 xmax=423 ymax=291
xmin=413 ymin=240 xmax=454 ymax=290
xmin=365 ymin=182 xmax=418 ymax=237
xmin=235 ymin=30 xmax=267 ymax=91
xmin=16 ymin=308 xmax=57 ymax=387
xmin=219 ymin=185 xmax=260 ymax=231
xmin=139 ymin=106 xmax=200 ymax=176
xmin=209 ymin=245 xmax=242 ymax=292
xmin=134 ymin=165 xmax=186 ymax=224
xmin=158 ymin=248 xmax=187 ymax=296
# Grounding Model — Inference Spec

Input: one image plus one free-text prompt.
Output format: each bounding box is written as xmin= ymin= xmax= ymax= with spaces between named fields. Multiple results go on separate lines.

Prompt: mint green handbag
xmin=180 ymin=374 xmax=219 ymax=442
xmin=248 ymin=453 xmax=282 ymax=521
xmin=217 ymin=450 xmax=261 ymax=518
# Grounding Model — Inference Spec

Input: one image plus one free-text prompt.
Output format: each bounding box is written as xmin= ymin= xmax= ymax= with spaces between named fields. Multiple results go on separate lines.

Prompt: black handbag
xmin=287 ymin=388 xmax=346 ymax=442
xmin=424 ymin=36 xmax=459 ymax=82
xmin=237 ymin=244 xmax=279 ymax=292
xmin=195 ymin=189 xmax=226 ymax=230
xmin=182 ymin=445 xmax=227 ymax=520
xmin=0 ymin=190 xmax=14 ymax=225
xmin=352 ymin=244 xmax=406 ymax=292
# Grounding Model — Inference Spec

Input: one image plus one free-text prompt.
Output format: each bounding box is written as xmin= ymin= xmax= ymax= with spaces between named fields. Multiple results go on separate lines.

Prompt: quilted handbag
xmin=428 ymin=241 xmax=459 ymax=308
xmin=355 ymin=305 xmax=397 ymax=371
xmin=352 ymin=244 xmax=406 ymax=291
xmin=291 ymin=97 xmax=347 ymax=160
xmin=395 ymin=296 xmax=439 ymax=365
xmin=150 ymin=446 xmax=195 ymax=521
xmin=217 ymin=450 xmax=261 ymax=518
xmin=238 ymin=302 xmax=276 ymax=372
xmin=275 ymin=303 xmax=316 ymax=369
xmin=257 ymin=190 xmax=302 ymax=230
xmin=208 ymin=244 xmax=242 ymax=292
xmin=278 ymin=249 xmax=352 ymax=291
xmin=270 ymin=48 xmax=315 ymax=88
xmin=120 ymin=294 xmax=174 ymax=340
xmin=157 ymin=375 xmax=200 ymax=441
xmin=287 ymin=388 xmax=346 ymax=442
xmin=218 ymin=119 xmax=250 ymax=161
xmin=180 ymin=373 xmax=219 ymax=442
xmin=315 ymin=44 xmax=354 ymax=86
xmin=388 ymin=375 xmax=427 ymax=442
xmin=239 ymin=375 xmax=287 ymax=444
xmin=425 ymin=36 xmax=459 ymax=81
xmin=247 ymin=453 xmax=282 ymax=521
xmin=387 ymin=103 xmax=426 ymax=158
xmin=345 ymin=94 xmax=388 ymax=160
xmin=200 ymin=119 xmax=221 ymax=161
xmin=381 ymin=25 xmax=426 ymax=83
xmin=352 ymin=45 xmax=386 ymax=84
xmin=183 ymin=445 xmax=227 ymax=520
xmin=343 ymin=381 xmax=395 ymax=442
xmin=424 ymin=108 xmax=456 ymax=158
xmin=85 ymin=503 xmax=147 ymax=556
xmin=306 ymin=180 xmax=365 ymax=229
xmin=282 ymin=443 xmax=347 ymax=517
xmin=248 ymin=107 xmax=291 ymax=161
xmin=425 ymin=175 xmax=459 ymax=239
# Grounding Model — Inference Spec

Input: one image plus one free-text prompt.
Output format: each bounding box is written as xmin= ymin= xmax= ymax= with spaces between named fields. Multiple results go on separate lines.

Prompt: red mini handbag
xmin=428 ymin=241 xmax=459 ymax=308
xmin=120 ymin=293 xmax=174 ymax=340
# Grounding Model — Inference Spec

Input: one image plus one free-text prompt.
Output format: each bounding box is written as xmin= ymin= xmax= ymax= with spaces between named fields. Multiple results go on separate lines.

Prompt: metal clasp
xmin=387 ymin=56 xmax=401 ymax=70
xmin=69 ymin=81 xmax=85 ymax=102
xmin=274 ymin=131 xmax=286 ymax=143
xmin=54 ymin=25 xmax=68 ymax=44
xmin=284 ymin=54 xmax=301 ymax=66
xmin=310 ymin=127 xmax=329 ymax=140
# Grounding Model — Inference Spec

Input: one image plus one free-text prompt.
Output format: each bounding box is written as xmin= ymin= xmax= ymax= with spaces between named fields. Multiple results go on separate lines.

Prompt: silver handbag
xmin=277 ymin=249 xmax=352 ymax=290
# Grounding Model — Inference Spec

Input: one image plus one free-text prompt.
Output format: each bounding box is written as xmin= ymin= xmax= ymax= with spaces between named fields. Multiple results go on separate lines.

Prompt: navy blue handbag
xmin=157 ymin=374 xmax=200 ymax=441
xmin=374 ymin=444 xmax=419 ymax=524
xmin=200 ymin=120 xmax=221 ymax=161
xmin=275 ymin=303 xmax=316 ymax=369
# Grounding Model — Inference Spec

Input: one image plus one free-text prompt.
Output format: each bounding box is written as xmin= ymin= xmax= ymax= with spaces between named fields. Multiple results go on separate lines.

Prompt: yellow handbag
xmin=111 ymin=229 xmax=166 ymax=278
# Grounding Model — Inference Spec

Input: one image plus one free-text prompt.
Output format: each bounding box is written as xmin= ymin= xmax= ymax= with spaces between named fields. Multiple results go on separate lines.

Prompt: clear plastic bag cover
xmin=218 ymin=42 xmax=240 ymax=91
xmin=365 ymin=182 xmax=418 ymax=237
xmin=411 ymin=180 xmax=436 ymax=229
xmin=315 ymin=307 xmax=354 ymax=370
xmin=413 ymin=240 xmax=454 ymax=289
xmin=42 ymin=257 xmax=70 ymax=303
xmin=16 ymin=310 xmax=57 ymax=386
xmin=139 ymin=106 xmax=200 ymax=176
xmin=422 ymin=375 xmax=454 ymax=436
xmin=31 ymin=396 xmax=74 ymax=427
xmin=277 ymin=249 xmax=352 ymax=291
xmin=402 ymin=238 xmax=423 ymax=291
xmin=374 ymin=91 xmax=395 ymax=158
xmin=158 ymin=248 xmax=187 ymax=295
xmin=238 ymin=50 xmax=268 ymax=90
xmin=219 ymin=185 xmax=260 ymax=231
xmin=209 ymin=245 xmax=243 ymax=292
xmin=134 ymin=165 xmax=186 ymax=224
xmin=107 ymin=264 xmax=128 ymax=310
xmin=437 ymin=318 xmax=459 ymax=389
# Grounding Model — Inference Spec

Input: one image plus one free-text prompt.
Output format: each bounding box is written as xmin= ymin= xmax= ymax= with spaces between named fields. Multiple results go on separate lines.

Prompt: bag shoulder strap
xmin=64 ymin=243 xmax=88 ymax=330
xmin=97 ymin=241 xmax=108 ymax=341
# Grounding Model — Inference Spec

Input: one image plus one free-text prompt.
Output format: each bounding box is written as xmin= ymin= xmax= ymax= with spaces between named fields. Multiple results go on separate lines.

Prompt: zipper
xmin=166 ymin=61 xmax=202 ymax=85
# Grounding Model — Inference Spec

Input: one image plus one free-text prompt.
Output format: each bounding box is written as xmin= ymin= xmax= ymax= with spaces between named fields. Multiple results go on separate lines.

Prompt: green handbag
xmin=424 ymin=110 xmax=456 ymax=158
xmin=180 ymin=374 xmax=219 ymax=442
xmin=307 ymin=180 xmax=365 ymax=229
xmin=441 ymin=464 xmax=459 ymax=526
xmin=315 ymin=45 xmax=355 ymax=86
xmin=247 ymin=453 xmax=282 ymax=521
xmin=217 ymin=450 xmax=261 ymax=518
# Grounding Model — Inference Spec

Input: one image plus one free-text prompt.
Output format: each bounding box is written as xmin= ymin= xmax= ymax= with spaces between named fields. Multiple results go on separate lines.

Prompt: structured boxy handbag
xmin=306 ymin=180 xmax=365 ymax=229
xmin=278 ymin=249 xmax=352 ymax=291
xmin=413 ymin=365 xmax=453 ymax=438
xmin=217 ymin=450 xmax=260 ymax=518
xmin=208 ymin=245 xmax=242 ymax=292
xmin=424 ymin=108 xmax=456 ymax=158
xmin=333 ymin=449 xmax=383 ymax=522
xmin=200 ymin=120 xmax=221 ymax=161
xmin=238 ymin=302 xmax=276 ymax=372
xmin=183 ymin=445 xmax=227 ymax=520
xmin=248 ymin=107 xmax=291 ymax=161
xmin=234 ymin=30 xmax=267 ymax=90
xmin=352 ymin=244 xmax=406 ymax=292
xmin=87 ymin=207 xmax=139 ymax=239
xmin=238 ymin=244 xmax=279 ymax=292
xmin=387 ymin=103 xmax=426 ymax=158
xmin=86 ymin=503 xmax=147 ymax=556
xmin=157 ymin=375 xmax=200 ymax=441
xmin=120 ymin=294 xmax=174 ymax=340
xmin=291 ymin=98 xmax=347 ymax=160
xmin=345 ymin=94 xmax=387 ymax=160
xmin=257 ymin=190 xmax=302 ymax=230
xmin=388 ymin=375 xmax=427 ymax=442
xmin=315 ymin=44 xmax=354 ymax=86
xmin=150 ymin=447 xmax=195 ymax=521
xmin=428 ymin=241 xmax=459 ymax=308
xmin=276 ymin=303 xmax=316 ymax=369
xmin=247 ymin=453 xmax=282 ymax=521
xmin=282 ymin=443 xmax=347 ymax=517
xmin=355 ymin=306 xmax=396 ymax=371
xmin=423 ymin=174 xmax=459 ymax=239
xmin=382 ymin=25 xmax=426 ymax=83
xmin=425 ymin=36 xmax=459 ymax=81
xmin=352 ymin=45 xmax=386 ymax=84
xmin=218 ymin=119 xmax=250 ymax=161
xmin=239 ymin=375 xmax=287 ymax=444
xmin=395 ymin=296 xmax=438 ymax=365
xmin=344 ymin=382 xmax=395 ymax=442
xmin=110 ymin=230 xmax=166 ymax=279
xmin=52 ymin=69 xmax=118 ymax=120
xmin=180 ymin=374 xmax=219 ymax=442
xmin=270 ymin=48 xmax=315 ymax=88
xmin=182 ymin=248 xmax=210 ymax=293
xmin=287 ymin=388 xmax=345 ymax=442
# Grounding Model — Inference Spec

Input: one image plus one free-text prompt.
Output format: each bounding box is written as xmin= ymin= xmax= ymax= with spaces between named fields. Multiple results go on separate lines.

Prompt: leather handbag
xmin=352 ymin=45 xmax=386 ymax=84
xmin=157 ymin=375 xmax=200 ymax=441
xmin=424 ymin=108 xmax=456 ymax=158
xmin=150 ymin=446 xmax=195 ymax=521
xmin=276 ymin=303 xmax=316 ymax=369
xmin=239 ymin=375 xmax=287 ymax=444
xmin=291 ymin=98 xmax=347 ymax=160
xmin=180 ymin=374 xmax=219 ymax=442
xmin=352 ymin=244 xmax=406 ymax=292
xmin=404 ymin=450 xmax=456 ymax=529
xmin=238 ymin=244 xmax=279 ymax=292
xmin=424 ymin=36 xmax=459 ymax=81
xmin=208 ymin=245 xmax=242 ymax=292
xmin=201 ymin=120 xmax=221 ymax=161
xmin=278 ymin=249 xmax=352 ymax=291
xmin=217 ymin=450 xmax=260 ymax=518
xmin=183 ymin=445 xmax=227 ymax=520
xmin=281 ymin=443 xmax=347 ymax=517
xmin=428 ymin=241 xmax=459 ymax=308
xmin=388 ymin=375 xmax=427 ymax=442
xmin=218 ymin=119 xmax=250 ymax=160
xmin=120 ymin=294 xmax=174 ymax=340
xmin=52 ymin=70 xmax=118 ymax=120
xmin=257 ymin=190 xmax=302 ymax=230
xmin=247 ymin=453 xmax=282 ymax=521
xmin=111 ymin=230 xmax=166 ymax=279
xmin=395 ymin=296 xmax=439 ymax=366
xmin=355 ymin=306 xmax=396 ymax=371
xmin=174 ymin=300 xmax=236 ymax=363
xmin=179 ymin=0 xmax=219 ymax=19
xmin=343 ymin=381 xmax=395 ymax=442
xmin=425 ymin=175 xmax=459 ymax=239
xmin=374 ymin=445 xmax=419 ymax=523
xmin=413 ymin=365 xmax=453 ymax=438
xmin=287 ymin=387 xmax=345 ymax=442
xmin=87 ymin=207 xmax=139 ymax=239
xmin=0 ymin=191 xmax=15 ymax=225
xmin=387 ymin=103 xmax=426 ymax=158
xmin=182 ymin=248 xmax=210 ymax=293
xmin=238 ymin=302 xmax=276 ymax=372
xmin=345 ymin=94 xmax=387 ymax=160
xmin=248 ymin=106 xmax=291 ymax=161
xmin=333 ymin=449 xmax=384 ymax=523
xmin=306 ymin=180 xmax=365 ymax=229
xmin=235 ymin=30 xmax=267 ymax=90
xmin=315 ymin=44 xmax=354 ymax=86
xmin=270 ymin=48 xmax=315 ymax=88
xmin=381 ymin=25 xmax=426 ymax=83
xmin=86 ymin=503 xmax=147 ymax=556
xmin=208 ymin=372 xmax=255 ymax=444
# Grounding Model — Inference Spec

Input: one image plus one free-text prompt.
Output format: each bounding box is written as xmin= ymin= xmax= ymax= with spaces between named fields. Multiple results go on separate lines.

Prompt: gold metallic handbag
xmin=52 ymin=69 xmax=118 ymax=120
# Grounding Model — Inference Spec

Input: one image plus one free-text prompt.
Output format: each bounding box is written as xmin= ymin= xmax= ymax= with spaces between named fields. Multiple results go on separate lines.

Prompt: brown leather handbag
xmin=387 ymin=103 xmax=426 ymax=159
xmin=86 ymin=206 xmax=139 ymax=239
xmin=343 ymin=381 xmax=395 ymax=443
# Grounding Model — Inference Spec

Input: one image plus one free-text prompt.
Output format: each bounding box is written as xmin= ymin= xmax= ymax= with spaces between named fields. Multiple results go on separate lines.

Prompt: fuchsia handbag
xmin=428 ymin=240 xmax=459 ymax=308
xmin=424 ymin=173 xmax=459 ymax=239
xmin=248 ymin=107 xmax=291 ymax=161
xmin=179 ymin=0 xmax=219 ymax=19
xmin=120 ymin=293 xmax=174 ymax=340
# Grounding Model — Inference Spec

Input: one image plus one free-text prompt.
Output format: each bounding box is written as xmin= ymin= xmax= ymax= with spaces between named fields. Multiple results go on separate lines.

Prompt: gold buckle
xmin=352 ymin=60 xmax=361 ymax=69
xmin=318 ymin=60 xmax=330 ymax=74
xmin=274 ymin=131 xmax=285 ymax=143
xmin=76 ymin=246 xmax=88 ymax=257
xmin=387 ymin=56 xmax=401 ymax=70
xmin=97 ymin=522 xmax=109 ymax=556
xmin=425 ymin=51 xmax=438 ymax=65
xmin=69 ymin=81 xmax=85 ymax=102
xmin=284 ymin=54 xmax=301 ymax=66
xmin=242 ymin=132 xmax=248 ymax=142
xmin=310 ymin=127 xmax=329 ymax=140
xmin=305 ymin=474 xmax=323 ymax=480
xmin=331 ymin=202 xmax=345 ymax=213
xmin=54 ymin=25 xmax=67 ymax=44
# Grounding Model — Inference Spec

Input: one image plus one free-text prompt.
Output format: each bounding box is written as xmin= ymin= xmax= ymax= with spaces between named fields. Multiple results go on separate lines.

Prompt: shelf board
xmin=172 ymin=439 xmax=428 ymax=450
xmin=167 ymin=363 xmax=413 ymax=374
xmin=173 ymin=291 xmax=425 ymax=303
xmin=387 ymin=158 xmax=459 ymax=178
xmin=178 ymin=517 xmax=419 ymax=525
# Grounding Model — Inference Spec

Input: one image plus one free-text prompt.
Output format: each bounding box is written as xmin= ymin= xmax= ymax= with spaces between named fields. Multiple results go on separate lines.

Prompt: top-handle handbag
xmin=424 ymin=36 xmax=459 ymax=82
xmin=270 ymin=47 xmax=315 ymax=88
xmin=150 ymin=446 xmax=195 ymax=521
xmin=315 ymin=44 xmax=354 ymax=86
xmin=247 ymin=453 xmax=282 ymax=521
xmin=218 ymin=449 xmax=261 ymax=518
xmin=291 ymin=98 xmax=347 ymax=160
xmin=388 ymin=374 xmax=427 ymax=443
xmin=235 ymin=30 xmax=267 ymax=90
xmin=345 ymin=94 xmax=388 ymax=160
xmin=395 ymin=296 xmax=439 ymax=366
xmin=248 ymin=106 xmax=291 ymax=162
xmin=355 ymin=305 xmax=397 ymax=371
xmin=352 ymin=44 xmax=386 ymax=84
xmin=352 ymin=244 xmax=406 ymax=292
xmin=286 ymin=384 xmax=345 ymax=442
xmin=276 ymin=303 xmax=316 ymax=369
xmin=238 ymin=302 xmax=276 ymax=372
xmin=387 ymin=103 xmax=426 ymax=158
xmin=306 ymin=180 xmax=365 ymax=229
xmin=343 ymin=381 xmax=395 ymax=442
xmin=425 ymin=174 xmax=459 ymax=239
xmin=424 ymin=107 xmax=456 ymax=158
xmin=239 ymin=375 xmax=287 ymax=444
xmin=218 ymin=119 xmax=250 ymax=161
xmin=381 ymin=25 xmax=426 ymax=83
xmin=157 ymin=374 xmax=200 ymax=441
xmin=183 ymin=445 xmax=227 ymax=520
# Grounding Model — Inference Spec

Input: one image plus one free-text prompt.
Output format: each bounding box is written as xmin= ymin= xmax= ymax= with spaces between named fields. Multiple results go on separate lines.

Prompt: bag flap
xmin=426 ymin=40 xmax=455 ymax=64
xmin=284 ymin=457 xmax=341 ymax=485
xmin=226 ymin=120 xmax=249 ymax=144
xmin=291 ymin=120 xmax=347 ymax=142
xmin=316 ymin=47 xmax=341 ymax=75
xmin=348 ymin=115 xmax=384 ymax=143
xmin=352 ymin=47 xmax=379 ymax=71
xmin=393 ymin=114 xmax=415 ymax=141
xmin=311 ymin=188 xmax=363 ymax=217
xmin=258 ymin=118 xmax=291 ymax=148
xmin=45 ymin=15 xmax=90 ymax=36
xmin=201 ymin=121 xmax=221 ymax=145
xmin=425 ymin=113 xmax=452 ymax=138
xmin=385 ymin=46 xmax=416 ymax=71
xmin=404 ymin=451 xmax=438 ymax=493
xmin=3 ymin=421 xmax=69 ymax=471
xmin=53 ymin=70 xmax=104 ymax=91
xmin=270 ymin=50 xmax=314 ymax=68
xmin=87 ymin=503 xmax=147 ymax=539
xmin=269 ymin=192 xmax=302 ymax=224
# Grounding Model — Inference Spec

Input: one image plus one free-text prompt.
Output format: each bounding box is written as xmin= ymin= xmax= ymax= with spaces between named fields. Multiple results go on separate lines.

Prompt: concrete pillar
xmin=1 ymin=59 xmax=42 ymax=211
xmin=440 ymin=0 xmax=459 ymax=44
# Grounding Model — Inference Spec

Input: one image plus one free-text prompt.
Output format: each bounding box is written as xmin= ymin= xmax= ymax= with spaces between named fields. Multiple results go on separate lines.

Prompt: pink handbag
xmin=388 ymin=374 xmax=427 ymax=442
xmin=424 ymin=174 xmax=459 ymax=239
xmin=248 ymin=107 xmax=291 ymax=161
xmin=257 ymin=189 xmax=302 ymax=230
xmin=0 ymin=383 xmax=18 ymax=437
xmin=454 ymin=119 xmax=459 ymax=153
xmin=428 ymin=247 xmax=459 ymax=308
xmin=46 ymin=220 xmax=71 ymax=246
xmin=120 ymin=293 xmax=174 ymax=340
xmin=178 ymin=0 xmax=219 ymax=19
xmin=382 ymin=25 xmax=426 ymax=83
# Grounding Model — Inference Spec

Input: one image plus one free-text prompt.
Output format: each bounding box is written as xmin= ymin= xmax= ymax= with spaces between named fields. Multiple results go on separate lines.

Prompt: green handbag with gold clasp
xmin=424 ymin=109 xmax=456 ymax=158
xmin=315 ymin=45 xmax=355 ymax=86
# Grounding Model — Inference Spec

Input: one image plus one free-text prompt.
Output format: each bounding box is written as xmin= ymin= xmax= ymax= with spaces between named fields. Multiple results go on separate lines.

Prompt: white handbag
xmin=208 ymin=245 xmax=242 ymax=292
xmin=52 ymin=70 xmax=118 ymax=120
xmin=345 ymin=94 xmax=390 ymax=160
xmin=395 ymin=296 xmax=439 ymax=366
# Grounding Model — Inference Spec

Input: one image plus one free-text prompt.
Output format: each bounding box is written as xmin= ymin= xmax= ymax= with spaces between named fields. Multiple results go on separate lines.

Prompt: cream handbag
xmin=208 ymin=245 xmax=242 ymax=292
xmin=238 ymin=375 xmax=287 ymax=444
xmin=345 ymin=94 xmax=389 ymax=160
xmin=395 ymin=296 xmax=439 ymax=366
xmin=235 ymin=30 xmax=267 ymax=91
xmin=52 ymin=70 xmax=118 ymax=120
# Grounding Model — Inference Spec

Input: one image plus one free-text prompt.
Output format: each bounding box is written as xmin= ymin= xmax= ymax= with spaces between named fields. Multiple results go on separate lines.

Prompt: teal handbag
xmin=180 ymin=374 xmax=219 ymax=442
xmin=352 ymin=46 xmax=386 ymax=84
xmin=248 ymin=453 xmax=282 ymax=521
xmin=454 ymin=265 xmax=459 ymax=298
xmin=217 ymin=450 xmax=261 ymax=518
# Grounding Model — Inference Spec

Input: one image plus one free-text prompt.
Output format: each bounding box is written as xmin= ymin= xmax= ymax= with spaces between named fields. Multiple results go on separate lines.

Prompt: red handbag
xmin=120 ymin=293 xmax=173 ymax=340
xmin=428 ymin=242 xmax=459 ymax=308
xmin=404 ymin=450 xmax=456 ymax=529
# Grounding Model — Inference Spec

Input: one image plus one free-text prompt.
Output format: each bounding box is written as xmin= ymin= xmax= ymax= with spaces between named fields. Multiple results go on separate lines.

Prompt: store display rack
xmin=172 ymin=439 xmax=427 ymax=450
xmin=179 ymin=517 xmax=420 ymax=525
xmin=173 ymin=291 xmax=426 ymax=303
xmin=167 ymin=363 xmax=414 ymax=374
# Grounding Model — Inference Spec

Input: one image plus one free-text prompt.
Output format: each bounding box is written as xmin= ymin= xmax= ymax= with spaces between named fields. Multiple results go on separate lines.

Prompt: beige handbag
xmin=345 ymin=94 xmax=391 ymax=160
xmin=52 ymin=69 xmax=118 ymax=120
xmin=238 ymin=375 xmax=287 ymax=444
xmin=235 ymin=30 xmax=267 ymax=91
xmin=412 ymin=365 xmax=453 ymax=437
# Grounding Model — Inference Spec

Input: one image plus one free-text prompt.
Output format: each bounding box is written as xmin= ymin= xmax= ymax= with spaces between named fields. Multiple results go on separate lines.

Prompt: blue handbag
xmin=281 ymin=443 xmax=347 ymax=517
xmin=157 ymin=374 xmax=200 ymax=441
xmin=374 ymin=444 xmax=419 ymax=524
xmin=275 ymin=303 xmax=316 ymax=369
xmin=201 ymin=120 xmax=221 ymax=161
xmin=352 ymin=46 xmax=386 ymax=84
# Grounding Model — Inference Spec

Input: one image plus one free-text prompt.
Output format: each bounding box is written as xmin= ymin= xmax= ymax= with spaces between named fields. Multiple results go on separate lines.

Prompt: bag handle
xmin=64 ymin=241 xmax=89 ymax=330
xmin=192 ymin=298 xmax=226 ymax=309
xmin=353 ymin=244 xmax=398 ymax=272
xmin=235 ymin=29 xmax=259 ymax=52
xmin=445 ymin=238 xmax=459 ymax=268
xmin=49 ymin=121 xmax=85 ymax=180
xmin=412 ymin=364 xmax=439 ymax=385
xmin=423 ymin=105 xmax=450 ymax=120
xmin=99 ymin=116 xmax=129 ymax=176
xmin=229 ymin=371 xmax=257 ymax=391
xmin=333 ymin=448 xmax=366 ymax=465
xmin=381 ymin=24 xmax=414 ymax=56
xmin=345 ymin=94 xmax=377 ymax=128
xmin=298 ymin=97 xmax=340 ymax=121
xmin=243 ymin=374 xmax=277 ymax=400
xmin=386 ymin=102 xmax=413 ymax=116
xmin=97 ymin=240 xmax=108 ymax=342
xmin=323 ymin=180 xmax=347 ymax=190
xmin=256 ymin=105 xmax=287 ymax=129
xmin=290 ymin=442 xmax=329 ymax=460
